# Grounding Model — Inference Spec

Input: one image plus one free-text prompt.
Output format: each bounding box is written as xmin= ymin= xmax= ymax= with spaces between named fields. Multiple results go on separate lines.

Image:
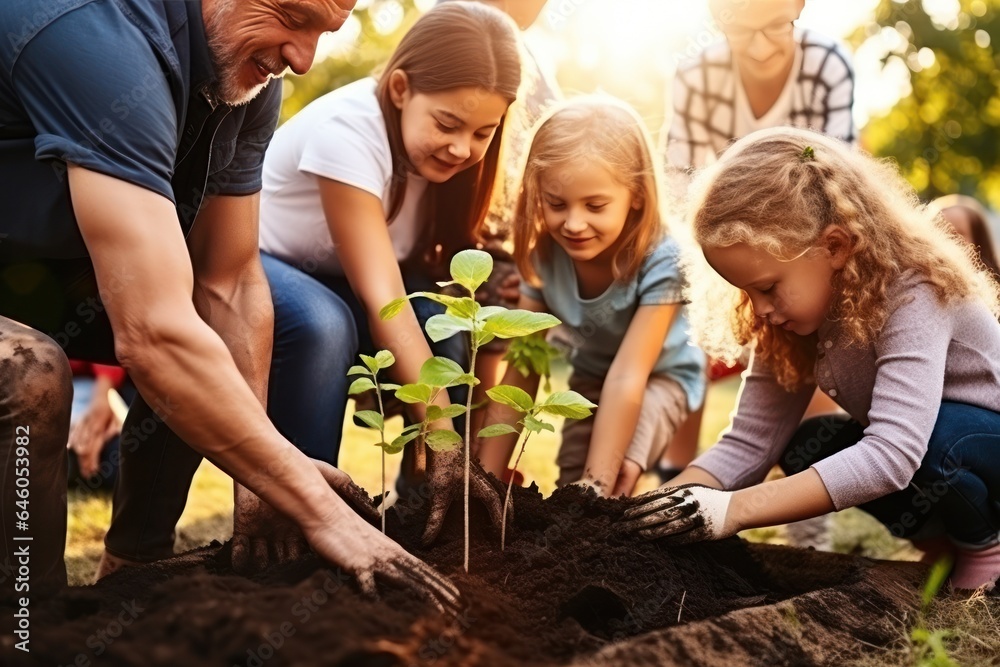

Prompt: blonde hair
xmin=687 ymin=127 xmax=1000 ymax=390
xmin=513 ymin=96 xmax=665 ymax=287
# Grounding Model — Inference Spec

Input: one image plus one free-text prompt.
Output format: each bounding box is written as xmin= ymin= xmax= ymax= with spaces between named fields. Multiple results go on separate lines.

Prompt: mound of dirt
xmin=0 ymin=484 xmax=925 ymax=666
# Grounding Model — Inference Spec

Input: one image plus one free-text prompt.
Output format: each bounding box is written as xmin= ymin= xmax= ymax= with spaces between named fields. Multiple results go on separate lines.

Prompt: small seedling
xmin=503 ymin=332 xmax=563 ymax=393
xmin=392 ymin=356 xmax=471 ymax=455
xmin=479 ymin=386 xmax=596 ymax=551
xmin=380 ymin=249 xmax=559 ymax=571
xmin=346 ymin=350 xmax=400 ymax=533
xmin=909 ymin=556 xmax=959 ymax=667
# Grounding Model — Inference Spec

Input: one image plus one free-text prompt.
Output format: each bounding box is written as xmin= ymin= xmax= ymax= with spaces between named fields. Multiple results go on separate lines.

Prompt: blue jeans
xmin=780 ymin=402 xmax=1000 ymax=546
xmin=262 ymin=252 xmax=469 ymax=465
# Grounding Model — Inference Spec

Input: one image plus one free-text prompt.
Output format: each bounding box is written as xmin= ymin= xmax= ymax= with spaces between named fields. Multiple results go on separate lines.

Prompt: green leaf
xmin=427 ymin=403 xmax=467 ymax=422
xmin=537 ymin=391 xmax=598 ymax=420
xmin=446 ymin=297 xmax=480 ymax=320
xmin=522 ymin=414 xmax=555 ymax=433
xmin=483 ymin=310 xmax=561 ymax=339
xmin=456 ymin=373 xmax=478 ymax=386
xmin=486 ymin=385 xmax=534 ymax=413
xmin=354 ymin=410 xmax=384 ymax=431
xmin=379 ymin=297 xmax=410 ymax=321
xmin=921 ymin=555 xmax=953 ymax=610
xmin=374 ymin=350 xmax=395 ymax=369
xmin=347 ymin=377 xmax=377 ymax=395
xmin=413 ymin=292 xmax=479 ymax=320
xmin=425 ymin=429 xmax=463 ymax=452
xmin=379 ymin=382 xmax=401 ymax=392
xmin=347 ymin=365 xmax=370 ymax=377
xmin=418 ymin=356 xmax=466 ymax=388
xmin=476 ymin=305 xmax=506 ymax=320
xmin=392 ymin=430 xmax=422 ymax=449
xmin=504 ymin=334 xmax=563 ymax=380
xmin=360 ymin=354 xmax=380 ymax=375
xmin=450 ymin=249 xmax=493 ymax=294
xmin=477 ymin=423 xmax=518 ymax=438
xmin=401 ymin=423 xmax=423 ymax=434
xmin=395 ymin=383 xmax=433 ymax=405
xmin=379 ymin=440 xmax=404 ymax=455
xmin=474 ymin=330 xmax=497 ymax=348
xmin=424 ymin=313 xmax=474 ymax=343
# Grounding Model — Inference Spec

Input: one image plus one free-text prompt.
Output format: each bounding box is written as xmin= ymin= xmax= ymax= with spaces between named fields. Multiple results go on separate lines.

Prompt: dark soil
xmin=1 ymin=484 xmax=926 ymax=666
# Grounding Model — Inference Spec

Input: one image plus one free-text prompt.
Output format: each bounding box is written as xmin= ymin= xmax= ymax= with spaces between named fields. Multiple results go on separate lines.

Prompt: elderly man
xmin=0 ymin=0 xmax=456 ymax=609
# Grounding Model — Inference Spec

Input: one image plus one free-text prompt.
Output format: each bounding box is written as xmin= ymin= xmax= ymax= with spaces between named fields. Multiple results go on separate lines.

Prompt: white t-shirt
xmin=259 ymin=77 xmax=428 ymax=275
xmin=732 ymin=45 xmax=801 ymax=139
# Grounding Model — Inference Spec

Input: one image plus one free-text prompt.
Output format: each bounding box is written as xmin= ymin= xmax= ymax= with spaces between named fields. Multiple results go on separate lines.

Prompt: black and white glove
xmin=621 ymin=484 xmax=735 ymax=545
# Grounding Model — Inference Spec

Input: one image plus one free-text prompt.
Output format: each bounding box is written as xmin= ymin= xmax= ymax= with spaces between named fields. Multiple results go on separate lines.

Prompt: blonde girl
xmin=624 ymin=127 xmax=1000 ymax=591
xmin=478 ymin=97 xmax=706 ymax=497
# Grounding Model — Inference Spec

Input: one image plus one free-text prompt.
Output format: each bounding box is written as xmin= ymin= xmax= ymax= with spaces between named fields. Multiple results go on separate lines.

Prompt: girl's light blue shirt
xmin=521 ymin=236 xmax=707 ymax=410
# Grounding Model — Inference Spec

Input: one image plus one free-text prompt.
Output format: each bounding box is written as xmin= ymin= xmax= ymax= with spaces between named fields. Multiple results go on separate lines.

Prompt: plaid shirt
xmin=665 ymin=28 xmax=855 ymax=172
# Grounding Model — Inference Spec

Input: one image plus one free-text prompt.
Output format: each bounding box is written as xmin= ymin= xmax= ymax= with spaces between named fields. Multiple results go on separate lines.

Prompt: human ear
xmin=821 ymin=225 xmax=852 ymax=269
xmin=388 ymin=70 xmax=410 ymax=109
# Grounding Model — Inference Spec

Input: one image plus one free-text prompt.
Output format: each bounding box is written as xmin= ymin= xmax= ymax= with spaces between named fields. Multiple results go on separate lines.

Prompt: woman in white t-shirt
xmin=258 ymin=2 xmax=521 ymax=538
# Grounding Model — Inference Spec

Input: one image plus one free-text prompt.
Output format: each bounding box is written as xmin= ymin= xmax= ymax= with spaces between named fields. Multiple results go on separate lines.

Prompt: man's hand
xmin=422 ymin=448 xmax=504 ymax=546
xmin=232 ymin=459 xmax=380 ymax=574
xmin=304 ymin=508 xmax=462 ymax=614
xmin=621 ymin=484 xmax=735 ymax=544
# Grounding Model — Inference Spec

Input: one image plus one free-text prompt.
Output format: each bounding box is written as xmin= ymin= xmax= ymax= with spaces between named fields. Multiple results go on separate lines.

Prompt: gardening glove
xmin=620 ymin=484 xmax=735 ymax=545
xmin=232 ymin=459 xmax=380 ymax=574
xmin=422 ymin=447 xmax=505 ymax=546
xmin=303 ymin=507 xmax=463 ymax=615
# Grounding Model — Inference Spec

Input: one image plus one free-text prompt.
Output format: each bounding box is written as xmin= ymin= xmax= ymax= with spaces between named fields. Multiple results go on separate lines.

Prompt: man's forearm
xmin=192 ymin=257 xmax=274 ymax=406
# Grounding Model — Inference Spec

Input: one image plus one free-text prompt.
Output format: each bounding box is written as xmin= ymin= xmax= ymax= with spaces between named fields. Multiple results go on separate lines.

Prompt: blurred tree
xmin=852 ymin=0 xmax=1000 ymax=208
xmin=279 ymin=0 xmax=422 ymax=123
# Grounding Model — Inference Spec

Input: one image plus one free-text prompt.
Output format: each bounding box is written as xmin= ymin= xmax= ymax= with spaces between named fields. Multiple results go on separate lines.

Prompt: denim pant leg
xmin=912 ymin=402 xmax=1000 ymax=545
xmin=780 ymin=403 xmax=1000 ymax=544
xmin=263 ymin=253 xmax=360 ymax=465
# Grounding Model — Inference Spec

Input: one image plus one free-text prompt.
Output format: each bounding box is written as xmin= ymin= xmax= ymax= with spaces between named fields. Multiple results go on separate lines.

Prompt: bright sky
xmin=318 ymin=0 xmax=959 ymax=130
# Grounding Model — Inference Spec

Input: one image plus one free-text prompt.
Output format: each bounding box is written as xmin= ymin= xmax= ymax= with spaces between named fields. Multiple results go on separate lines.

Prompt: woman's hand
xmin=620 ymin=484 xmax=737 ymax=544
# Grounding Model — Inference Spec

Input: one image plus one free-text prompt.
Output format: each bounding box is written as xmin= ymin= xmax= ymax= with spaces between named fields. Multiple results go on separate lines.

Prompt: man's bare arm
xmin=187 ymin=192 xmax=272 ymax=405
xmin=69 ymin=166 xmax=337 ymax=530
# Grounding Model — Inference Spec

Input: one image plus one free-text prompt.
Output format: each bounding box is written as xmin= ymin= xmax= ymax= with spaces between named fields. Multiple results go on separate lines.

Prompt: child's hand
xmin=620 ymin=484 xmax=735 ymax=544
xmin=611 ymin=459 xmax=643 ymax=497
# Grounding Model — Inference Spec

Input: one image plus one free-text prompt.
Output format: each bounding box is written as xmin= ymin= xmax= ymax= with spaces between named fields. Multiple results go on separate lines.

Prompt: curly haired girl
xmin=624 ymin=127 xmax=1000 ymax=591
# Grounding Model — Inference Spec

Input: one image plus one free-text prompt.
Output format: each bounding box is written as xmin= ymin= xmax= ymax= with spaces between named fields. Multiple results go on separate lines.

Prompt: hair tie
xmin=800 ymin=146 xmax=816 ymax=162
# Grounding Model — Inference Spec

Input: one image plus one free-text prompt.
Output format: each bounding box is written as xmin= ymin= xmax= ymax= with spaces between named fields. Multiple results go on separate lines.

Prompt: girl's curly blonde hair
xmin=513 ymin=96 xmax=665 ymax=287
xmin=686 ymin=126 xmax=1000 ymax=390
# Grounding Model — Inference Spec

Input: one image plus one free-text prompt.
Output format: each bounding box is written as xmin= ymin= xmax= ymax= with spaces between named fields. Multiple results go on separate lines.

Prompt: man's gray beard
xmin=203 ymin=0 xmax=268 ymax=106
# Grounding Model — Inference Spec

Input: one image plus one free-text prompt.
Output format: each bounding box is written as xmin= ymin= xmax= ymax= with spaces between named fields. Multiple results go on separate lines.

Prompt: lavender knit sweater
xmin=692 ymin=273 xmax=1000 ymax=510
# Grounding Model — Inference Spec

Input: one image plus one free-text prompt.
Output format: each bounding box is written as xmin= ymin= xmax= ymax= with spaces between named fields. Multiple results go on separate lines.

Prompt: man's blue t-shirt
xmin=521 ymin=236 xmax=707 ymax=410
xmin=0 ymin=0 xmax=282 ymax=259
